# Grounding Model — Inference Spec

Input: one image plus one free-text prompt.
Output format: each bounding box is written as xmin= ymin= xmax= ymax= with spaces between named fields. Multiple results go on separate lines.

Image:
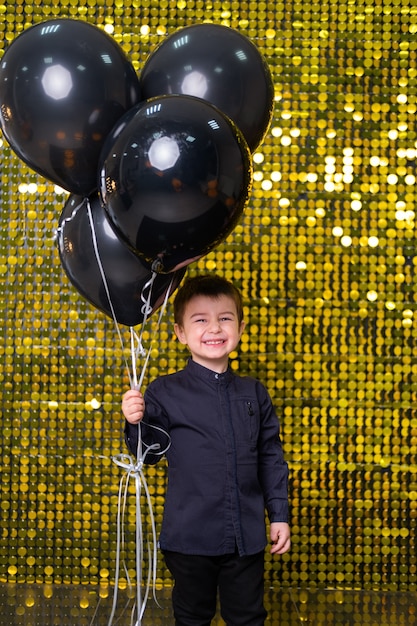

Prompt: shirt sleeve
xmin=256 ymin=382 xmax=290 ymax=523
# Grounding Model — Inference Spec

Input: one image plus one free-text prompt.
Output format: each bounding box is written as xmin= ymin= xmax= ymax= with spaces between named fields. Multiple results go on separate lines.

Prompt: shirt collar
xmin=185 ymin=357 xmax=234 ymax=383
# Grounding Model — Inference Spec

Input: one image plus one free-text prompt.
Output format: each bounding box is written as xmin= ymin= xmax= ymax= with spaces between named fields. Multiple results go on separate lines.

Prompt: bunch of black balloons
xmin=0 ymin=19 xmax=274 ymax=326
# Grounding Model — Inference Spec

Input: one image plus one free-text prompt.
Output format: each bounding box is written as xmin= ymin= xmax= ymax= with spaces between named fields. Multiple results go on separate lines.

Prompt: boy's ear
xmin=174 ymin=323 xmax=187 ymax=345
xmin=239 ymin=320 xmax=246 ymax=337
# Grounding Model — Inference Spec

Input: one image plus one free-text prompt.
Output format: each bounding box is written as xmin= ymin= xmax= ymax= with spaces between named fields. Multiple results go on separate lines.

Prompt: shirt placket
xmin=217 ymin=375 xmax=244 ymax=555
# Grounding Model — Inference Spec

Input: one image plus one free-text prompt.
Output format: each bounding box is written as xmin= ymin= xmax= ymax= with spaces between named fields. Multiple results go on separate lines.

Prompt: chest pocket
xmin=234 ymin=396 xmax=260 ymax=445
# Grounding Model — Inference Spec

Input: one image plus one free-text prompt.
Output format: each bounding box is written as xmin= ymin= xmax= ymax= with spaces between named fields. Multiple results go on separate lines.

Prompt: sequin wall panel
xmin=0 ymin=0 xmax=416 ymax=593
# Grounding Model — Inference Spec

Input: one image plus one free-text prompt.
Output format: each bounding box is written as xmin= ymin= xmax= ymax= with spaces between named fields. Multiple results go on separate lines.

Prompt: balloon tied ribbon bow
xmin=105 ymin=422 xmax=170 ymax=626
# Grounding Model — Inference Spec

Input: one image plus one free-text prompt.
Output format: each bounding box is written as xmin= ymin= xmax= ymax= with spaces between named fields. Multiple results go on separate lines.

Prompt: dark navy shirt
xmin=125 ymin=358 xmax=289 ymax=557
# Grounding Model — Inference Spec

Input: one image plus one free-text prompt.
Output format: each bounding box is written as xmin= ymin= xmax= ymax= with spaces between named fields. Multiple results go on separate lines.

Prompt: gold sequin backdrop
xmin=0 ymin=0 xmax=416 ymax=594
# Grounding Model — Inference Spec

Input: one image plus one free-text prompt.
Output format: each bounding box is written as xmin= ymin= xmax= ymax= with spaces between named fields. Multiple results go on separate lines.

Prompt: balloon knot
xmin=151 ymin=258 xmax=164 ymax=273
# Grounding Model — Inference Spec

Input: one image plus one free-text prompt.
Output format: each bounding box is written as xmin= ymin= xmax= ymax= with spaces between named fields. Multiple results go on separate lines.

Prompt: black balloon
xmin=98 ymin=94 xmax=252 ymax=273
xmin=0 ymin=19 xmax=142 ymax=195
xmin=57 ymin=193 xmax=186 ymax=326
xmin=139 ymin=24 xmax=274 ymax=152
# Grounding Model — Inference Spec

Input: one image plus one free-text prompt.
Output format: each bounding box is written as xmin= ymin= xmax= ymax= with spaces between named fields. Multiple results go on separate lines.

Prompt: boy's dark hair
xmin=173 ymin=274 xmax=244 ymax=326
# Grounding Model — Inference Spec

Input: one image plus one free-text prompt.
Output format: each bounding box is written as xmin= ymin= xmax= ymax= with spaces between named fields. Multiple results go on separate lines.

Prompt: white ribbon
xmin=105 ymin=419 xmax=171 ymax=625
xmin=77 ymin=198 xmax=175 ymax=624
xmin=107 ymin=450 xmax=158 ymax=626
xmin=130 ymin=279 xmax=173 ymax=391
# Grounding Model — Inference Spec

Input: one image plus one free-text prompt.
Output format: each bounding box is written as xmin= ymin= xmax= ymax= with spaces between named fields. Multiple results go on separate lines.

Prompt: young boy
xmin=122 ymin=274 xmax=290 ymax=626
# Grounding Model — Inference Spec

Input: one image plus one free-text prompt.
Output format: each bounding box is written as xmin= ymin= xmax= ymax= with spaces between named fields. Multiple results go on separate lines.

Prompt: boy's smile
xmin=174 ymin=294 xmax=245 ymax=373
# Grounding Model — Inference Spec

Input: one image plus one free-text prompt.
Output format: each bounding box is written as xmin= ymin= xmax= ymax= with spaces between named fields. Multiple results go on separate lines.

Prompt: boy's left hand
xmin=270 ymin=522 xmax=291 ymax=555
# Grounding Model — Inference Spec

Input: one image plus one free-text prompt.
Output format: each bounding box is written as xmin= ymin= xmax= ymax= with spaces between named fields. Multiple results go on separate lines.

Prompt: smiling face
xmin=174 ymin=294 xmax=245 ymax=373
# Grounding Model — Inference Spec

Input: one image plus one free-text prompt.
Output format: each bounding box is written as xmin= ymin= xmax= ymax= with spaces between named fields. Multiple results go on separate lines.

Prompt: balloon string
xmin=130 ymin=272 xmax=157 ymax=389
xmin=123 ymin=278 xmax=174 ymax=624
xmin=140 ymin=275 xmax=157 ymax=318
xmin=56 ymin=197 xmax=142 ymax=390
xmin=85 ymin=198 xmax=134 ymax=388
xmin=54 ymin=197 xmax=83 ymax=242
xmin=131 ymin=273 xmax=176 ymax=391
xmin=104 ymin=434 xmax=170 ymax=626
xmin=82 ymin=199 xmax=174 ymax=623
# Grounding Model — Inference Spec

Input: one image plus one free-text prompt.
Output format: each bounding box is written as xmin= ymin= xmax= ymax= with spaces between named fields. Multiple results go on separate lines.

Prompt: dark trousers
xmin=163 ymin=549 xmax=267 ymax=626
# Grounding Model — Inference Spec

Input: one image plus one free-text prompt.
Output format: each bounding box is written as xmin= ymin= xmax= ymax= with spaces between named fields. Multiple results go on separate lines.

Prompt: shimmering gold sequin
xmin=0 ymin=0 xmax=416 ymax=595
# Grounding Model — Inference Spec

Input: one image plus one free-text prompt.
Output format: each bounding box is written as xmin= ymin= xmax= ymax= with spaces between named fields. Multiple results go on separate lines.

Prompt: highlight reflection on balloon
xmin=0 ymin=19 xmax=142 ymax=196
xmin=57 ymin=193 xmax=186 ymax=327
xmin=148 ymin=137 xmax=180 ymax=170
xmin=99 ymin=94 xmax=253 ymax=273
xmin=139 ymin=23 xmax=274 ymax=152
